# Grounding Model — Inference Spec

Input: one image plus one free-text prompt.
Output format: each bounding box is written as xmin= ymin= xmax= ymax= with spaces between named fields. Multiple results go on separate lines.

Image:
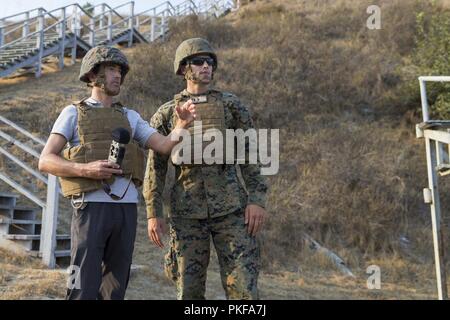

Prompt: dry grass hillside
xmin=0 ymin=0 xmax=449 ymax=299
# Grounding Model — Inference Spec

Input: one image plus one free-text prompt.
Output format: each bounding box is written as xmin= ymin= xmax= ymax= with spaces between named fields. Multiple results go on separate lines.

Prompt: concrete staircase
xmin=0 ymin=193 xmax=70 ymax=266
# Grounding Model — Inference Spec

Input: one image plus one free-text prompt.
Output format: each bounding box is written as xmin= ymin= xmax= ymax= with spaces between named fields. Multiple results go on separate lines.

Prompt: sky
xmin=0 ymin=0 xmax=189 ymax=19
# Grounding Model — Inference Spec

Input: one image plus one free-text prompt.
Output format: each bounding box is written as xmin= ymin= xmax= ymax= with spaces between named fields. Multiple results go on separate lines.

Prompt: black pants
xmin=66 ymin=202 xmax=137 ymax=300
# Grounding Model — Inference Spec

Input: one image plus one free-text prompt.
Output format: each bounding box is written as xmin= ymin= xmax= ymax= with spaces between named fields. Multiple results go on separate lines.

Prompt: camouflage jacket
xmin=143 ymin=89 xmax=267 ymax=219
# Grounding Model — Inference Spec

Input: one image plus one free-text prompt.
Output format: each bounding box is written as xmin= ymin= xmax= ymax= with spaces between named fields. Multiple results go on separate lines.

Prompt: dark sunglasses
xmin=188 ymin=57 xmax=215 ymax=67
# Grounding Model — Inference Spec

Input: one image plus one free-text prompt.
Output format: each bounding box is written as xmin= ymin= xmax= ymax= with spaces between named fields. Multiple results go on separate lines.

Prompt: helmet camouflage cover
xmin=174 ymin=38 xmax=218 ymax=75
xmin=79 ymin=46 xmax=130 ymax=84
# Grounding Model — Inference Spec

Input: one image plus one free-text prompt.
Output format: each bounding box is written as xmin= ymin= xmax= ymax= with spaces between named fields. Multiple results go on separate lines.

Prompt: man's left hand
xmin=245 ymin=204 xmax=266 ymax=236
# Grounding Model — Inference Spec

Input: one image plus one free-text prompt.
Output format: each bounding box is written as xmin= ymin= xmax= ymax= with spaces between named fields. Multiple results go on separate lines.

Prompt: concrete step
xmin=0 ymin=205 xmax=38 ymax=218
xmin=0 ymin=192 xmax=19 ymax=200
xmin=0 ymin=193 xmax=17 ymax=208
xmin=4 ymin=234 xmax=70 ymax=241
xmin=54 ymin=250 xmax=70 ymax=257
xmin=4 ymin=234 xmax=71 ymax=252
xmin=29 ymin=249 xmax=71 ymax=267
xmin=0 ymin=218 xmax=41 ymax=225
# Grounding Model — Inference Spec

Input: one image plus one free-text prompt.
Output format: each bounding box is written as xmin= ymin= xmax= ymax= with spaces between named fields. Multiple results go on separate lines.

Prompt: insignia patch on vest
xmin=191 ymin=95 xmax=208 ymax=104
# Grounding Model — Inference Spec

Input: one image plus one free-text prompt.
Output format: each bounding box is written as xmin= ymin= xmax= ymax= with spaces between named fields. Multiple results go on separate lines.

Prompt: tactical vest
xmin=172 ymin=90 xmax=232 ymax=165
xmin=59 ymin=99 xmax=145 ymax=198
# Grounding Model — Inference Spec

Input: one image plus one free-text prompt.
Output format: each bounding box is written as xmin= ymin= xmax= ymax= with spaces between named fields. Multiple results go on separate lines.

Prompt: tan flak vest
xmin=59 ymin=99 xmax=145 ymax=198
xmin=172 ymin=90 xmax=232 ymax=165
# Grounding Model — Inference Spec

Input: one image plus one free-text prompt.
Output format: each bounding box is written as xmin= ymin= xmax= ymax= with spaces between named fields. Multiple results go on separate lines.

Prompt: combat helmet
xmin=174 ymin=38 xmax=217 ymax=75
xmin=79 ymin=46 xmax=130 ymax=84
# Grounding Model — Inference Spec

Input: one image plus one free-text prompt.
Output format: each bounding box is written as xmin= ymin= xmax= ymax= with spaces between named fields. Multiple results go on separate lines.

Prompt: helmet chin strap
xmin=184 ymin=64 xmax=214 ymax=82
xmin=184 ymin=65 xmax=199 ymax=82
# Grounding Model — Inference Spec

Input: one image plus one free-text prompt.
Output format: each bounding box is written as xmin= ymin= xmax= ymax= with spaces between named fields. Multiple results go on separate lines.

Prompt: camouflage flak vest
xmin=171 ymin=90 xmax=232 ymax=165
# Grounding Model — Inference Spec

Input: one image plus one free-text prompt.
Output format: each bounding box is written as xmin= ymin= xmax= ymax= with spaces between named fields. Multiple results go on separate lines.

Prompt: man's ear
xmin=87 ymin=71 xmax=96 ymax=83
xmin=180 ymin=65 xmax=186 ymax=75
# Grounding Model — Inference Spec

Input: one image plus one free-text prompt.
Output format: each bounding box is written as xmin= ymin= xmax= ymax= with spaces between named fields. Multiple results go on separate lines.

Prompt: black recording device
xmin=108 ymin=127 xmax=131 ymax=168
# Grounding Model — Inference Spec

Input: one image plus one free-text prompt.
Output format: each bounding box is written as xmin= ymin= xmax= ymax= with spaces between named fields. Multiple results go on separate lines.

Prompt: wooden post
xmin=128 ymin=1 xmax=134 ymax=47
xmin=59 ymin=8 xmax=66 ymax=70
xmin=40 ymin=174 xmax=59 ymax=269
xmin=35 ymin=11 xmax=44 ymax=78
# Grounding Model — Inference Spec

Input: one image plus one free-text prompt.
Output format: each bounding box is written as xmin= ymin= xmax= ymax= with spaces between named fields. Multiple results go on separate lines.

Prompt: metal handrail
xmin=0 ymin=147 xmax=47 ymax=184
xmin=0 ymin=115 xmax=45 ymax=146
xmin=1 ymin=8 xmax=59 ymax=38
xmin=95 ymin=18 xmax=131 ymax=34
xmin=135 ymin=1 xmax=174 ymax=16
xmin=47 ymin=3 xmax=96 ymax=19
xmin=111 ymin=1 xmax=134 ymax=12
xmin=0 ymin=7 xmax=43 ymax=22
xmin=91 ymin=4 xmax=126 ymax=20
xmin=0 ymin=20 xmax=61 ymax=50
xmin=0 ymin=4 xmax=97 ymax=50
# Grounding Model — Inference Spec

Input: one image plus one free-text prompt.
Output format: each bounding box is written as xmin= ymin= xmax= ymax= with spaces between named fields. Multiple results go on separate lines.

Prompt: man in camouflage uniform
xmin=39 ymin=46 xmax=195 ymax=299
xmin=143 ymin=38 xmax=268 ymax=299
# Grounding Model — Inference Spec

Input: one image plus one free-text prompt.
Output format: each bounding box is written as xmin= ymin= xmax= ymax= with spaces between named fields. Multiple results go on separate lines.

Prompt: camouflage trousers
xmin=164 ymin=211 xmax=260 ymax=300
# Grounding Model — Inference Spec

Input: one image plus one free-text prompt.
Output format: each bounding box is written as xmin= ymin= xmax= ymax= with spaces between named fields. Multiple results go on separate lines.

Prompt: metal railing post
xmin=135 ymin=15 xmax=140 ymax=29
xmin=99 ymin=4 xmax=105 ymax=28
xmin=420 ymin=79 xmax=430 ymax=122
xmin=161 ymin=11 xmax=166 ymax=41
xmin=108 ymin=10 xmax=113 ymax=44
xmin=418 ymin=76 xmax=450 ymax=300
xmin=40 ymin=174 xmax=59 ymax=269
xmin=424 ymin=136 xmax=448 ymax=300
xmin=0 ymin=19 xmax=4 ymax=47
xmin=71 ymin=5 xmax=77 ymax=65
xmin=23 ymin=12 xmax=30 ymax=37
xmin=128 ymin=1 xmax=135 ymax=47
xmin=151 ymin=16 xmax=156 ymax=42
xmin=89 ymin=16 xmax=95 ymax=46
xmin=59 ymin=8 xmax=66 ymax=70
xmin=36 ymin=11 xmax=44 ymax=78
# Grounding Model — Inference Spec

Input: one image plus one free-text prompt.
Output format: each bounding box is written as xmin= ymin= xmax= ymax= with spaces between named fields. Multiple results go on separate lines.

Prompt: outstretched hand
xmin=175 ymin=99 xmax=196 ymax=128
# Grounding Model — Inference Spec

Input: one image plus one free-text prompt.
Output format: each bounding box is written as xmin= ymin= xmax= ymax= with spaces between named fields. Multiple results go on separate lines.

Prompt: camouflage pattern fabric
xmin=79 ymin=46 xmax=130 ymax=84
xmin=164 ymin=211 xmax=260 ymax=300
xmin=173 ymin=38 xmax=218 ymax=75
xmin=143 ymin=89 xmax=267 ymax=220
